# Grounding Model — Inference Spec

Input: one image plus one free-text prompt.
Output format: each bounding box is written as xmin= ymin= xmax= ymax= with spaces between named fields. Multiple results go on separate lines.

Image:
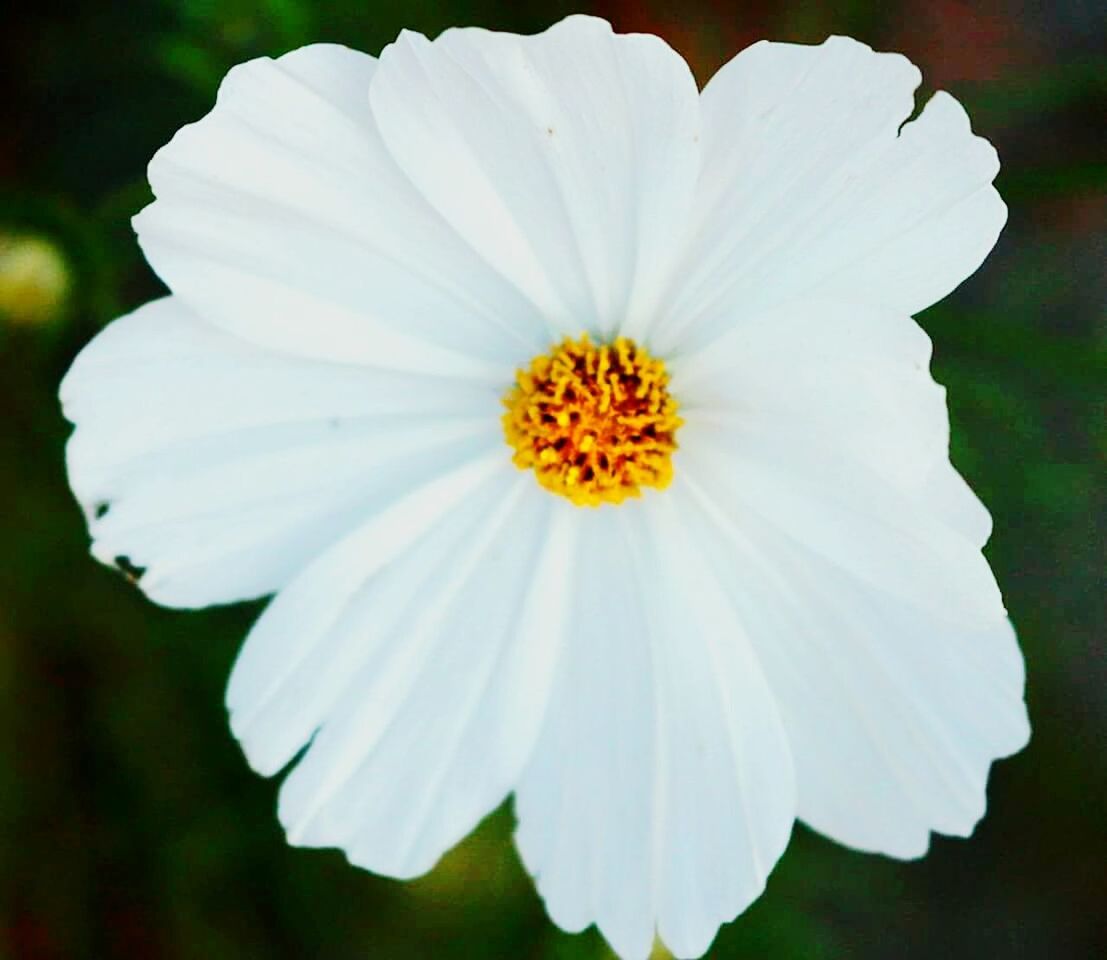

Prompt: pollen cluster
xmin=502 ymin=335 xmax=682 ymax=507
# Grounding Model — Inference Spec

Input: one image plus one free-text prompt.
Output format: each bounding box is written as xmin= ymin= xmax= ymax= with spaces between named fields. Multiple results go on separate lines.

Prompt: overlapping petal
xmin=228 ymin=469 xmax=571 ymax=879
xmin=670 ymin=298 xmax=949 ymax=490
xmin=672 ymin=288 xmax=1027 ymax=860
xmin=671 ymin=473 xmax=1027 ymax=857
xmin=369 ymin=14 xmax=701 ymax=341
xmin=652 ymin=36 xmax=1007 ymax=355
xmin=514 ymin=502 xmax=796 ymax=960
xmin=60 ymin=297 xmax=502 ymax=607
xmin=135 ymin=44 xmax=549 ymax=376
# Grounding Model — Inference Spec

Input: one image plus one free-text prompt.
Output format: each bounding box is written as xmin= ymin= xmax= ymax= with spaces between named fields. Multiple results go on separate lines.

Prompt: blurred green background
xmin=1 ymin=1 xmax=1105 ymax=957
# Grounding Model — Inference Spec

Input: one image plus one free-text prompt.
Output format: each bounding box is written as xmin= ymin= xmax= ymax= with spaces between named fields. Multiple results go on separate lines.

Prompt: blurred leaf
xmin=998 ymin=162 xmax=1107 ymax=201
xmin=926 ymin=308 xmax=1107 ymax=389
xmin=157 ymin=37 xmax=227 ymax=93
xmin=960 ymin=58 xmax=1107 ymax=124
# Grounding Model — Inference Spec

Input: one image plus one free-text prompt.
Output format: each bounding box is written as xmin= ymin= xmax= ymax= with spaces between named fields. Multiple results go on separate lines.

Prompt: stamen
xmin=502 ymin=335 xmax=682 ymax=507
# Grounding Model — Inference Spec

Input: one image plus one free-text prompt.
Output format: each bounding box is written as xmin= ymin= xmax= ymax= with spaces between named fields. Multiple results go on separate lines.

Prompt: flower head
xmin=503 ymin=334 xmax=682 ymax=505
xmin=0 ymin=233 xmax=70 ymax=328
xmin=60 ymin=16 xmax=1029 ymax=959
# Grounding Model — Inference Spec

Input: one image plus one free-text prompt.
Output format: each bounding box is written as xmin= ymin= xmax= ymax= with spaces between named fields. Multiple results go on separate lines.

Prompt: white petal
xmin=655 ymin=36 xmax=1005 ymax=355
xmin=921 ymin=456 xmax=993 ymax=547
xmin=673 ymin=300 xmax=1005 ymax=633
xmin=369 ymin=15 xmax=700 ymax=340
xmin=134 ymin=43 xmax=547 ymax=375
xmin=671 ymin=299 xmax=948 ymax=491
xmin=679 ymin=421 xmax=1004 ymax=629
xmin=61 ymin=297 xmax=502 ymax=607
xmin=514 ymin=501 xmax=795 ymax=959
xmin=229 ymin=466 xmax=575 ymax=880
xmin=677 ymin=463 xmax=1028 ymax=860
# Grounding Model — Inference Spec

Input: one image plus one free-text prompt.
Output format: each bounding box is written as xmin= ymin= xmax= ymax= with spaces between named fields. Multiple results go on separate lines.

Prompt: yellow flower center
xmin=502 ymin=334 xmax=682 ymax=507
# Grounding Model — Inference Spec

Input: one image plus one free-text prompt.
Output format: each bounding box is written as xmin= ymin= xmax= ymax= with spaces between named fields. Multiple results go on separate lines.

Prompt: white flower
xmin=60 ymin=15 xmax=1029 ymax=960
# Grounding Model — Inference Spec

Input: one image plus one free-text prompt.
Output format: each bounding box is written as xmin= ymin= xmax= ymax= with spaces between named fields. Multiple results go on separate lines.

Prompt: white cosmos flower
xmin=60 ymin=15 xmax=1030 ymax=960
